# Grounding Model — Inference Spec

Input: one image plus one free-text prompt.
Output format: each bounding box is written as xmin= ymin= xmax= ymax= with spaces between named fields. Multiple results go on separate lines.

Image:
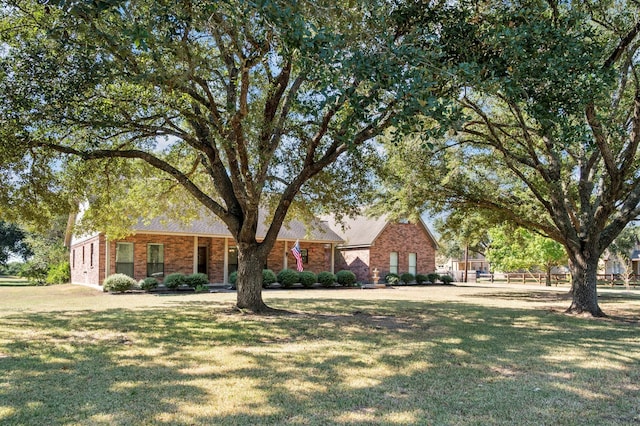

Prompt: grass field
xmin=0 ymin=275 xmax=31 ymax=287
xmin=1 ymin=284 xmax=639 ymax=425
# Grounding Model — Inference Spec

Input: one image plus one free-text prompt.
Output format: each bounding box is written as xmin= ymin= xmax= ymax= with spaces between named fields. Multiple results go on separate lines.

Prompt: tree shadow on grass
xmin=1 ymin=298 xmax=639 ymax=425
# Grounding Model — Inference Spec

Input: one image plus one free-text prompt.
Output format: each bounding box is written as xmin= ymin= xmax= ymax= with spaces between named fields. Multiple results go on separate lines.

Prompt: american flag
xmin=291 ymin=240 xmax=304 ymax=272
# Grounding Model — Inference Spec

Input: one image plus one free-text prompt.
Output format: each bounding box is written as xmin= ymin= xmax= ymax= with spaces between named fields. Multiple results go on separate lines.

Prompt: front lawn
xmin=0 ymin=285 xmax=638 ymax=425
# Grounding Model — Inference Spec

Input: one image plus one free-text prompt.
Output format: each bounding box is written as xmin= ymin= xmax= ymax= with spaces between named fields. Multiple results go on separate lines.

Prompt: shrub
xmin=415 ymin=274 xmax=429 ymax=284
xmin=263 ymin=269 xmax=277 ymax=288
xmin=103 ymin=273 xmax=136 ymax=293
xmin=385 ymin=273 xmax=399 ymax=285
xmin=400 ymin=273 xmax=415 ymax=285
xmin=46 ymin=261 xmax=70 ymax=285
xmin=139 ymin=277 xmax=159 ymax=291
xmin=299 ymin=271 xmax=317 ymax=288
xmin=194 ymin=284 xmax=208 ymax=293
xmin=164 ymin=272 xmax=187 ymax=290
xmin=336 ymin=270 xmax=356 ymax=286
xmin=278 ymin=268 xmax=299 ymax=288
xmin=427 ymin=273 xmax=440 ymax=284
xmin=440 ymin=274 xmax=454 ymax=285
xmin=19 ymin=261 xmax=48 ymax=285
xmin=317 ymin=271 xmax=336 ymax=287
xmin=229 ymin=271 xmax=238 ymax=285
xmin=185 ymin=273 xmax=209 ymax=288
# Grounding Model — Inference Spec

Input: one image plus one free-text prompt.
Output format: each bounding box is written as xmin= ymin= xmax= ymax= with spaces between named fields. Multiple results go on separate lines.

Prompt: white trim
xmin=223 ymin=238 xmax=229 ymax=284
xmin=330 ymin=243 xmax=335 ymax=274
xmin=284 ymin=240 xmax=288 ymax=269
xmin=104 ymin=236 xmax=110 ymax=283
xmin=193 ymin=236 xmax=198 ymax=274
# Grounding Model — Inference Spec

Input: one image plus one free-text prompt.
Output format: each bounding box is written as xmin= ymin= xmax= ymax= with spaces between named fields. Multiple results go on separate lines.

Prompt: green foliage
xmin=45 ymin=261 xmax=70 ymax=285
xmin=19 ymin=261 xmax=48 ymax=285
xmin=139 ymin=277 xmax=158 ymax=292
xmin=0 ymin=221 xmax=32 ymax=266
xmin=0 ymin=262 xmax=23 ymax=276
xmin=440 ymin=275 xmax=453 ymax=285
xmin=184 ymin=273 xmax=209 ymax=288
xmin=277 ymin=269 xmax=299 ymax=288
xmin=336 ymin=270 xmax=356 ymax=286
xmin=415 ymin=274 xmax=429 ymax=284
xmin=385 ymin=273 xmax=399 ymax=285
xmin=164 ymin=273 xmax=186 ymax=290
xmin=427 ymin=273 xmax=440 ymax=284
xmin=262 ymin=269 xmax=277 ymax=288
xmin=229 ymin=271 xmax=238 ymax=285
xmin=487 ymin=227 xmax=566 ymax=274
xmin=299 ymin=271 xmax=317 ymax=288
xmin=103 ymin=273 xmax=136 ymax=293
xmin=400 ymin=273 xmax=415 ymax=285
xmin=194 ymin=284 xmax=208 ymax=293
xmin=317 ymin=271 xmax=336 ymax=287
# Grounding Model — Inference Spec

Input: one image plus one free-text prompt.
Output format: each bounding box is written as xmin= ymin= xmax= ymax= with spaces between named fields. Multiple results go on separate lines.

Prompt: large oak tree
xmin=0 ymin=0 xmax=454 ymax=312
xmin=378 ymin=0 xmax=640 ymax=316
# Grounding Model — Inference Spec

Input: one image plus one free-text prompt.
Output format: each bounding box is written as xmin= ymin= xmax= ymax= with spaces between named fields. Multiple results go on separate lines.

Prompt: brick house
xmin=325 ymin=214 xmax=439 ymax=283
xmin=70 ymin=213 xmax=343 ymax=287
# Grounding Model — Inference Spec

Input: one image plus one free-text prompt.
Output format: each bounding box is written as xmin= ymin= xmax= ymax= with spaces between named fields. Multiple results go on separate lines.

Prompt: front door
xmin=197 ymin=246 xmax=208 ymax=275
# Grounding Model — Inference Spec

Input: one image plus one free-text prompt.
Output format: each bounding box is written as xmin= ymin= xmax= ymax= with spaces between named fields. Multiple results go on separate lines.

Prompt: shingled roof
xmin=131 ymin=211 xmax=344 ymax=243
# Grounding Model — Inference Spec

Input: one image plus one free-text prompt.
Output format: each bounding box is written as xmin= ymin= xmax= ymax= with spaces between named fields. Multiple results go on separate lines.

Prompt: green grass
xmin=0 ymin=275 xmax=32 ymax=287
xmin=0 ymin=285 xmax=639 ymax=425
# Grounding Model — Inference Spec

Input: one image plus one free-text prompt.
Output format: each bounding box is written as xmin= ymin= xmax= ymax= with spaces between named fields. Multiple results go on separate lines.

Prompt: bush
xmin=194 ymin=284 xmax=208 ymax=293
xmin=317 ymin=271 xmax=336 ymax=287
xmin=427 ymin=273 xmax=440 ymax=283
xmin=139 ymin=277 xmax=159 ymax=291
xmin=385 ymin=273 xmax=399 ymax=285
xmin=336 ymin=270 xmax=356 ymax=286
xmin=440 ymin=274 xmax=454 ymax=285
xmin=229 ymin=271 xmax=238 ymax=285
xmin=299 ymin=271 xmax=317 ymax=288
xmin=415 ymin=274 xmax=429 ymax=284
xmin=400 ymin=273 xmax=415 ymax=285
xmin=263 ymin=269 xmax=277 ymax=288
xmin=278 ymin=268 xmax=299 ymax=288
xmin=185 ymin=273 xmax=209 ymax=288
xmin=19 ymin=261 xmax=48 ymax=285
xmin=103 ymin=273 xmax=136 ymax=293
xmin=46 ymin=261 xmax=70 ymax=285
xmin=164 ymin=272 xmax=187 ymax=290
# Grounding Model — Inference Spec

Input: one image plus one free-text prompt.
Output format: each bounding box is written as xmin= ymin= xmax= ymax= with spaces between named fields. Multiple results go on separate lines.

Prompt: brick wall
xmin=335 ymin=248 xmax=370 ymax=282
xmin=70 ymin=234 xmax=104 ymax=285
xmin=369 ymin=222 xmax=437 ymax=280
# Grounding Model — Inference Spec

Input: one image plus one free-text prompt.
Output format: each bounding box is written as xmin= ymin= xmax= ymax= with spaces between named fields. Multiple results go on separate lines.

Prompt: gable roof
xmin=324 ymin=213 xmax=439 ymax=249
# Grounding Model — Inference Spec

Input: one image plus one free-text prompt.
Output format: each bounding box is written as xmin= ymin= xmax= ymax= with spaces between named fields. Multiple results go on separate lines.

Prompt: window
xmin=82 ymin=246 xmax=85 ymax=265
xmin=390 ymin=252 xmax=398 ymax=275
xmin=408 ymin=253 xmax=417 ymax=275
xmin=300 ymin=249 xmax=308 ymax=264
xmin=115 ymin=242 xmax=134 ymax=277
xmin=147 ymin=244 xmax=164 ymax=278
xmin=90 ymin=243 xmax=94 ymax=267
xmin=72 ymin=250 xmax=75 ymax=269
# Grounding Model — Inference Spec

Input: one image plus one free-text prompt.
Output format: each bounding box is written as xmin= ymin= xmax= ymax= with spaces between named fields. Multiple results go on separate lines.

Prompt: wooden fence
xmin=473 ymin=272 xmax=638 ymax=288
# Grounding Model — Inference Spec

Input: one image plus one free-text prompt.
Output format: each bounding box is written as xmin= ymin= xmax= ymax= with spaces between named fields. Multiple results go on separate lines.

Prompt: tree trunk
xmin=566 ymin=254 xmax=605 ymax=317
xmin=545 ymin=267 xmax=551 ymax=287
xmin=235 ymin=243 xmax=269 ymax=313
